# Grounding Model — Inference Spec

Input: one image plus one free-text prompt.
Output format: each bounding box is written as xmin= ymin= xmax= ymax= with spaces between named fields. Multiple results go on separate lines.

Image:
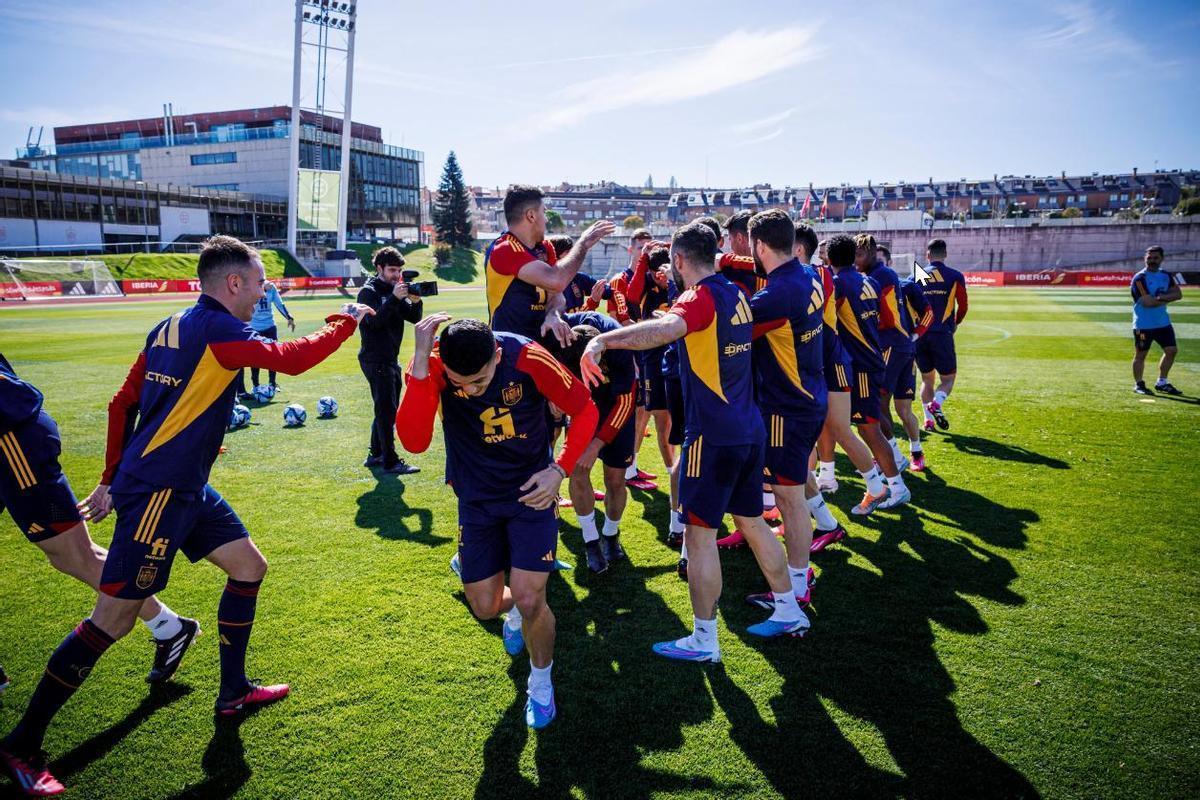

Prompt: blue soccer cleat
xmin=552 ymin=557 xmax=573 ymax=571
xmin=525 ymin=689 xmax=557 ymax=729
xmin=651 ymin=637 xmax=720 ymax=663
xmin=894 ymin=454 xmax=911 ymax=473
xmin=746 ymin=613 xmax=811 ymax=638
xmin=878 ymin=485 xmax=912 ymax=510
xmin=449 ymin=552 xmax=462 ymax=580
xmin=502 ymin=615 xmax=525 ymax=656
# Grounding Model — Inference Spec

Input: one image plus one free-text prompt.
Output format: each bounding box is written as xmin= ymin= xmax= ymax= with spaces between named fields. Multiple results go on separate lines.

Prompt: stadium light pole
xmin=336 ymin=5 xmax=358 ymax=250
xmin=286 ymin=0 xmax=304 ymax=254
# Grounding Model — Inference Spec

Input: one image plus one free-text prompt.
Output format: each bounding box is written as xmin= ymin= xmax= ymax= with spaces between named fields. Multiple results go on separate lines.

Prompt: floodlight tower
xmin=287 ymin=0 xmax=358 ymax=253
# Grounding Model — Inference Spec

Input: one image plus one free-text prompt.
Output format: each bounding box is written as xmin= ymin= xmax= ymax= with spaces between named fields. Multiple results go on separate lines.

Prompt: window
xmin=191 ymin=151 xmax=237 ymax=165
xmin=195 ymin=183 xmax=239 ymax=191
xmin=1109 ymin=194 xmax=1118 ymax=202
xmin=1120 ymin=193 xmax=1129 ymax=201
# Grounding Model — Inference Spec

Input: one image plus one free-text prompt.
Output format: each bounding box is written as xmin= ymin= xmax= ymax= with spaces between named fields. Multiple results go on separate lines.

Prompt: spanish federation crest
xmin=136 ymin=565 xmax=158 ymax=590
xmin=502 ymin=383 xmax=523 ymax=406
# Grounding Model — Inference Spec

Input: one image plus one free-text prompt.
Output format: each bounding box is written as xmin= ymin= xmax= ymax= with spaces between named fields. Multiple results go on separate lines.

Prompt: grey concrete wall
xmin=140 ymin=139 xmax=290 ymax=196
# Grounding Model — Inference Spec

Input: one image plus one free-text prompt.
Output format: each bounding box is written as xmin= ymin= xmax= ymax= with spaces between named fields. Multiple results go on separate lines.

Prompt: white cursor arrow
xmin=913 ymin=261 xmax=932 ymax=284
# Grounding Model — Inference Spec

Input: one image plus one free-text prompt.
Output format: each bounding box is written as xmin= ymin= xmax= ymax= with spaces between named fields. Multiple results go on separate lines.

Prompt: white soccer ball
xmin=228 ymin=404 xmax=251 ymax=430
xmin=283 ymin=403 xmax=307 ymax=427
xmin=251 ymin=384 xmax=275 ymax=403
xmin=317 ymin=396 xmax=338 ymax=418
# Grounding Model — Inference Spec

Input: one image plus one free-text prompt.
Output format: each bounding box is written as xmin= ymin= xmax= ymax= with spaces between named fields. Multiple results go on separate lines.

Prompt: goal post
xmin=0 ymin=259 xmax=122 ymax=300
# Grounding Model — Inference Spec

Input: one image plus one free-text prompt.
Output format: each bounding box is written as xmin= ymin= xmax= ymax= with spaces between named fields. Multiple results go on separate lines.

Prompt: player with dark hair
xmin=896 ymin=276 xmax=934 ymax=469
xmin=723 ymin=210 xmax=753 ymax=257
xmin=488 ymin=185 xmax=614 ymax=343
xmin=1131 ymin=245 xmax=1184 ymax=395
xmin=0 ymin=235 xmax=372 ymax=796
xmin=827 ymin=234 xmax=908 ymax=513
xmin=396 ymin=315 xmax=598 ymax=729
xmin=582 ymin=222 xmax=809 ymax=662
xmin=541 ymin=313 xmax=637 ymax=573
xmin=917 ymin=238 xmax=968 ymax=430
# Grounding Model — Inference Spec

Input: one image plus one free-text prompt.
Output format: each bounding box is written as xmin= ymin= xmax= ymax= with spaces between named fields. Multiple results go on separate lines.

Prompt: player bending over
xmin=396 ymin=315 xmax=597 ymax=729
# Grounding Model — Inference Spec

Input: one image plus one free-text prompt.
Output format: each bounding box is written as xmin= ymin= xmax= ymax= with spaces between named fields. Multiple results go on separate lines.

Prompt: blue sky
xmin=2 ymin=0 xmax=1197 ymax=190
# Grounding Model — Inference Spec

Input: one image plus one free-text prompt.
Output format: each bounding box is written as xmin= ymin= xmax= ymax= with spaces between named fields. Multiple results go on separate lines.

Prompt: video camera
xmin=402 ymin=269 xmax=439 ymax=297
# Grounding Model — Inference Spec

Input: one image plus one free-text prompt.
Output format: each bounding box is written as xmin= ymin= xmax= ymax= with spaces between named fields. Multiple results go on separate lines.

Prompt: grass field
xmin=0 ymin=287 xmax=1197 ymax=799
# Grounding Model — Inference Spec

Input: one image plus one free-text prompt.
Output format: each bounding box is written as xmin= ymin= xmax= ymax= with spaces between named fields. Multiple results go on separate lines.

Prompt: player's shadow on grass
xmin=938 ymin=432 xmax=1070 ymax=470
xmin=472 ymin=519 xmax=731 ymax=799
xmin=712 ymin=508 xmax=1039 ymax=798
xmin=354 ymin=477 xmax=446 ymax=547
xmin=915 ymin=468 xmax=1039 ymax=551
xmin=162 ymin=712 xmax=255 ymax=800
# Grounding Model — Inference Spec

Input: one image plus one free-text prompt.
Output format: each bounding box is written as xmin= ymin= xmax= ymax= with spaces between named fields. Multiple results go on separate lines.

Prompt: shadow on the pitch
xmin=712 ymin=498 xmax=1039 ymax=799
xmin=915 ymin=467 xmax=1039 ymax=551
xmin=354 ymin=477 xmax=447 ymax=547
xmin=161 ymin=712 xmax=254 ymax=800
xmin=1144 ymin=392 xmax=1200 ymax=406
xmin=938 ymin=432 xmax=1070 ymax=470
xmin=473 ymin=521 xmax=733 ymax=799
xmin=50 ymin=683 xmax=193 ymax=779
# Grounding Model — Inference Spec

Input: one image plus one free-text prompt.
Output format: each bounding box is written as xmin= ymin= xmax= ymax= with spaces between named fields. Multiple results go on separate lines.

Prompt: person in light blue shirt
xmin=239 ymin=280 xmax=295 ymax=396
xmin=1130 ymin=246 xmax=1183 ymax=395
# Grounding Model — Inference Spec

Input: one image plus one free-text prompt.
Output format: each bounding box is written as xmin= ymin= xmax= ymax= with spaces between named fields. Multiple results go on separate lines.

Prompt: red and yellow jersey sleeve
xmin=209 ymin=314 xmax=358 ymax=373
xmin=487 ymin=234 xmax=540 ymax=277
xmin=953 ymin=278 xmax=969 ymax=324
xmin=101 ymin=352 xmax=147 ymax=484
xmin=595 ymin=379 xmax=637 ymax=444
xmin=516 ymin=343 xmax=598 ymax=474
xmin=669 ymin=285 xmax=717 ymax=333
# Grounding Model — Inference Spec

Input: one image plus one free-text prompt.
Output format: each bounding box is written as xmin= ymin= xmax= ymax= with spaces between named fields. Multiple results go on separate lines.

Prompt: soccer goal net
xmin=0 ymin=259 xmax=122 ymax=300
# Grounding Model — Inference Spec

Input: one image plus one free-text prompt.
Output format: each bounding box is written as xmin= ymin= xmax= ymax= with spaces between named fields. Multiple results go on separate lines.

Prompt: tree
xmin=546 ymin=210 xmax=566 ymax=233
xmin=622 ymin=214 xmax=646 ymax=230
xmin=1061 ymin=206 xmax=1083 ymax=218
xmin=432 ymin=151 xmax=473 ymax=248
xmin=1174 ymin=196 xmax=1200 ymax=216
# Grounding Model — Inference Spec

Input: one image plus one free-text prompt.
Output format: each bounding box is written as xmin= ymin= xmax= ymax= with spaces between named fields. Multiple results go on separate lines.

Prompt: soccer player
xmin=395 ymin=315 xmax=597 ymax=729
xmin=540 ymin=313 xmax=637 ymax=573
xmin=247 ymin=279 xmax=295 ymax=392
xmin=916 ymin=238 xmax=968 ymax=430
xmin=0 ymin=356 xmax=198 ymax=684
xmin=582 ymin=222 xmax=809 ymax=663
xmin=0 ymin=236 xmax=372 ymax=796
xmin=1131 ymin=245 xmax=1184 ymax=395
xmin=612 ymin=228 xmax=658 ymax=490
xmin=896 ymin=275 xmax=934 ymax=470
xmin=357 ymin=246 xmax=423 ymax=474
xmin=486 ymin=185 xmax=614 ymax=344
xmin=741 ymin=210 xmax=826 ymax=612
xmin=828 ymin=234 xmax=909 ymax=513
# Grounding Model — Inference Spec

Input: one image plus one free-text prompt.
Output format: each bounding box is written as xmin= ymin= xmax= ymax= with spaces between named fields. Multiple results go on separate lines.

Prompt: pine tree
xmin=433 ymin=151 xmax=473 ymax=248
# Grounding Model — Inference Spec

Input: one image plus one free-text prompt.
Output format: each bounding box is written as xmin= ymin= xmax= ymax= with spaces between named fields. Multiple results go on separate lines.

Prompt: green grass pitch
xmin=0 ymin=286 xmax=1197 ymax=799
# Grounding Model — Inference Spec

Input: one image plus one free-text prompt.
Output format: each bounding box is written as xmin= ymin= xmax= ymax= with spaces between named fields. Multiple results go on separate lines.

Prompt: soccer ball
xmin=317 ymin=396 xmax=338 ymax=418
xmin=283 ymin=403 xmax=307 ymax=427
xmin=251 ymin=384 xmax=275 ymax=403
xmin=228 ymin=404 xmax=251 ymax=430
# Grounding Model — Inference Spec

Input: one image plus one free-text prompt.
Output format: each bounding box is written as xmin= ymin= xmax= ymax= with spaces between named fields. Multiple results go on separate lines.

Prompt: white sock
xmin=886 ymin=473 xmax=906 ymax=494
xmin=143 ymin=605 xmax=182 ymax=640
xmin=669 ymin=510 xmax=685 ymax=534
xmin=934 ymin=390 xmax=948 ymax=406
xmin=578 ymin=512 xmax=600 ymax=543
xmin=680 ymin=539 xmax=689 ymax=560
xmin=762 ymin=490 xmax=775 ymax=509
xmin=528 ymin=660 xmax=553 ymax=704
xmin=505 ymin=602 xmax=523 ymax=631
xmin=888 ymin=437 xmax=905 ymax=463
xmin=860 ymin=466 xmax=885 ymax=496
xmin=602 ymin=514 xmax=620 ymax=537
xmin=818 ymin=460 xmax=835 ymax=478
xmin=692 ymin=616 xmax=718 ymax=650
xmin=788 ymin=565 xmax=810 ymax=598
xmin=910 ymin=438 xmax=923 ymax=454
xmin=770 ymin=590 xmax=802 ymax=622
xmin=806 ymin=493 xmax=838 ymax=531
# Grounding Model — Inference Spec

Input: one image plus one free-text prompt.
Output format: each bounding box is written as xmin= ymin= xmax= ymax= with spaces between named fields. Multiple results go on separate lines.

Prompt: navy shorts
xmin=850 ymin=370 xmax=883 ymax=426
xmin=881 ymin=347 xmax=917 ymax=400
xmin=825 ymin=358 xmax=852 ymax=393
xmin=457 ymin=498 xmax=559 ymax=584
xmin=99 ymin=484 xmax=249 ymax=599
xmin=763 ymin=413 xmax=824 ymax=486
xmin=664 ymin=376 xmax=685 ymax=446
xmin=642 ymin=349 xmax=668 ymax=411
xmin=597 ymin=396 xmax=637 ymax=470
xmin=1134 ymin=325 xmax=1176 ymax=352
xmin=0 ymin=411 xmax=82 ymax=543
xmin=678 ymin=437 xmax=763 ymax=529
xmin=915 ymin=331 xmax=957 ymax=375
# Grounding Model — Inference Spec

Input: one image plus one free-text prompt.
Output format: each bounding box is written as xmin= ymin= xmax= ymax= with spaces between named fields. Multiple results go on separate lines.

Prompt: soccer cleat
xmin=745 ymin=585 xmax=812 ymax=609
xmin=383 ymin=459 xmax=421 ymax=475
xmin=652 ymin=636 xmax=720 ymax=663
xmin=363 ymin=455 xmax=384 ymax=467
xmin=552 ymin=557 xmax=573 ymax=571
xmin=665 ymin=530 xmax=684 ymax=550
xmin=810 ymin=524 xmax=847 ymax=553
xmin=626 ymin=478 xmax=657 ymax=491
xmin=746 ymin=611 xmax=811 ymax=638
xmin=449 ymin=552 xmax=462 ymax=580
xmin=636 ymin=468 xmax=657 ymax=481
xmin=502 ymin=616 xmax=525 ymax=656
xmin=0 ymin=747 xmax=65 ymax=797
xmin=878 ymin=484 xmax=912 ymax=510
xmin=677 ymin=557 xmax=689 ymax=581
xmin=851 ymin=488 xmax=890 ymax=516
xmin=557 ymin=497 xmax=573 ymax=509
xmin=147 ymin=617 xmax=201 ymax=683
xmin=584 ymin=540 xmax=608 ymax=574
xmin=1155 ymin=381 xmax=1182 ymax=396
xmin=1133 ymin=381 xmax=1153 ymax=395
xmin=525 ymin=689 xmax=557 ymax=729
xmin=763 ymin=505 xmax=781 ymax=523
xmin=923 ymin=418 xmax=935 ymax=432
xmin=816 ymin=474 xmax=839 ymax=493
xmin=910 ymin=452 xmax=926 ymax=471
xmin=716 ymin=529 xmax=748 ymax=549
xmin=594 ymin=490 xmax=606 ymax=501
xmin=894 ymin=453 xmax=911 ymax=473
xmin=927 ymin=401 xmax=949 ymax=430
xmin=600 ymin=533 xmax=627 ymax=563
xmin=215 ymin=682 xmax=291 ymax=716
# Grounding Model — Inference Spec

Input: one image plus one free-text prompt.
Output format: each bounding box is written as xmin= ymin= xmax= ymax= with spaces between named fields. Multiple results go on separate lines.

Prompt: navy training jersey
xmin=921 ymin=261 xmax=969 ymax=334
xmin=832 ymin=268 xmax=885 ymax=376
xmin=868 ymin=262 xmax=910 ymax=350
xmin=749 ymin=260 xmax=828 ymax=420
xmin=485 ymin=232 xmax=558 ymax=339
xmin=0 ymin=353 xmax=44 ymax=433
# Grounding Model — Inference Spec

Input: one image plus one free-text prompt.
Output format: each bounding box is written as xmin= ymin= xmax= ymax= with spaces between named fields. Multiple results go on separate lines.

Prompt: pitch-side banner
xmin=297 ymin=169 xmax=341 ymax=232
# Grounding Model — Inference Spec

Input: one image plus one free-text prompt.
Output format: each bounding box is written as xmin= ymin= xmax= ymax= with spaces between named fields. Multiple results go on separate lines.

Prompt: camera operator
xmin=357 ymin=247 xmax=424 ymax=475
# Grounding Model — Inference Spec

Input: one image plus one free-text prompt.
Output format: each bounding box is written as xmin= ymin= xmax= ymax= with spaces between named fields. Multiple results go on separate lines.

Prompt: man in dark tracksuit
xmin=357 ymin=247 xmax=423 ymax=475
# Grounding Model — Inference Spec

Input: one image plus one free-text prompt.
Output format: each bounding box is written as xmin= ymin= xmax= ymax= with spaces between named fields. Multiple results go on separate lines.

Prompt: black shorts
xmin=457 ymin=498 xmax=559 ymax=584
xmin=915 ymin=331 xmax=957 ymax=375
xmin=850 ymin=370 xmax=883 ymax=426
xmin=0 ymin=411 xmax=82 ymax=543
xmin=881 ymin=347 xmax=917 ymax=400
xmin=664 ymin=376 xmax=685 ymax=446
xmin=1134 ymin=325 xmax=1176 ymax=352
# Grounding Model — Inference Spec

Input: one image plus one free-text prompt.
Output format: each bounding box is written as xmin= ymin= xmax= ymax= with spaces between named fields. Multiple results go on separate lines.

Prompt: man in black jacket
xmin=358 ymin=247 xmax=423 ymax=474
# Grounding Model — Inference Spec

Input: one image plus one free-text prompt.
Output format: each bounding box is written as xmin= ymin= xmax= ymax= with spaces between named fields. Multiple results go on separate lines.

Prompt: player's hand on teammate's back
xmin=580 ymin=339 xmax=606 ymax=388
xmin=579 ymin=219 xmax=616 ymax=248
xmin=519 ymin=466 xmax=564 ymax=510
xmin=78 ymin=483 xmax=113 ymax=523
xmin=340 ymin=302 xmax=377 ymax=321
xmin=541 ymin=312 xmax=574 ymax=348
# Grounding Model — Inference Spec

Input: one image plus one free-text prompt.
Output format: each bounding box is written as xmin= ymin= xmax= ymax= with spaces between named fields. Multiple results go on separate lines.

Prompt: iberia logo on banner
xmin=123 ymin=279 xmax=173 ymax=294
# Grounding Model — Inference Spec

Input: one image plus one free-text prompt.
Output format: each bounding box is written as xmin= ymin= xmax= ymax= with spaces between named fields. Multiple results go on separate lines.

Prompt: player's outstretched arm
xmin=516 ymin=220 xmax=616 ymax=294
xmin=395 ymin=313 xmax=451 ymax=453
xmin=580 ymin=314 xmax=687 ymax=387
xmin=210 ymin=303 xmax=372 ymax=375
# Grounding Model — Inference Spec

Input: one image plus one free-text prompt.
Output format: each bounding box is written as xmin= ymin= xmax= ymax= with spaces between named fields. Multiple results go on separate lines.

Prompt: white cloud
xmin=1029 ymin=2 xmax=1147 ymax=59
xmin=730 ymin=109 xmax=795 ymax=136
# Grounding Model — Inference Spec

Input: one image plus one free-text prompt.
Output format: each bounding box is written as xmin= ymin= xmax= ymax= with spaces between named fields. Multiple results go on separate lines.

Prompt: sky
xmin=1 ymin=0 xmax=1198 ymax=190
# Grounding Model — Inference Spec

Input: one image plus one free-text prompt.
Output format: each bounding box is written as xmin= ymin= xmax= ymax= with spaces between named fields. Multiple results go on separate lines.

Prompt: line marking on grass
xmin=963 ymin=324 xmax=1012 ymax=347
